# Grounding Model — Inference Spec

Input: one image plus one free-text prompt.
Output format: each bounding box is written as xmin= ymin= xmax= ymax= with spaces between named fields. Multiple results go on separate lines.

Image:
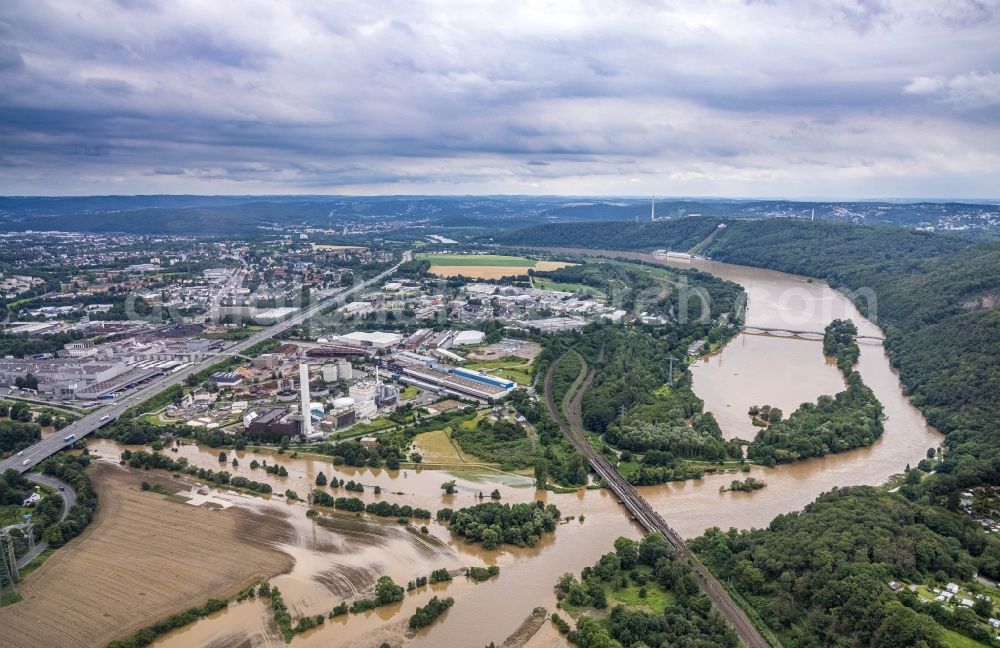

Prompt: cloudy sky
xmin=1 ymin=0 xmax=998 ymax=198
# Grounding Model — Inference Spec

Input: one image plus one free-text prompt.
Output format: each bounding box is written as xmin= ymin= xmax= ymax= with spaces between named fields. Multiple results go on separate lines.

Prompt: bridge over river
xmin=741 ymin=324 xmax=884 ymax=341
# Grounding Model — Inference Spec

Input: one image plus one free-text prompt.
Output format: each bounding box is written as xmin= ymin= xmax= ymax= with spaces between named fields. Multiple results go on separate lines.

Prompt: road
xmin=1 ymin=473 xmax=75 ymax=569
xmin=15 ymin=474 xmax=75 ymax=568
xmin=544 ymin=351 xmax=772 ymax=648
xmin=0 ymin=251 xmax=410 ymax=476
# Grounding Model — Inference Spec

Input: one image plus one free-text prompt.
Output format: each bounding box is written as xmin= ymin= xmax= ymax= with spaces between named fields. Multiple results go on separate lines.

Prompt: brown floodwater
xmin=91 ymin=249 xmax=940 ymax=648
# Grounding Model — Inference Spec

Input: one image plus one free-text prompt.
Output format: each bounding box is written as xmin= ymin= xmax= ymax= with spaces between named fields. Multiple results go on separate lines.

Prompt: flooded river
xmin=90 ymin=250 xmax=940 ymax=647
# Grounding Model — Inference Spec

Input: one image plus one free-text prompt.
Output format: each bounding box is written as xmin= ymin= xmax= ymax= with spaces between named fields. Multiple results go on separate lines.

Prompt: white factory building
xmin=334 ymin=331 xmax=403 ymax=350
xmin=349 ymin=381 xmax=379 ymax=419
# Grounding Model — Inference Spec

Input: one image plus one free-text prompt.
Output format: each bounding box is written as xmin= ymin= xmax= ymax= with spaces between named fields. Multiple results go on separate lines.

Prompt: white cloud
xmin=903 ymin=76 xmax=947 ymax=95
xmin=0 ymin=0 xmax=998 ymax=197
xmin=904 ymin=71 xmax=1000 ymax=109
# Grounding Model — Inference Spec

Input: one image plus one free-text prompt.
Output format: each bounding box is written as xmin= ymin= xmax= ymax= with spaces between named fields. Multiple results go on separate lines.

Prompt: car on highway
xmin=22 ymin=459 xmax=30 ymax=465
xmin=64 ymin=433 xmax=76 ymax=443
xmin=58 ymin=485 xmax=65 ymax=491
xmin=100 ymin=414 xmax=110 ymax=421
xmin=17 ymin=450 xmax=24 ymax=456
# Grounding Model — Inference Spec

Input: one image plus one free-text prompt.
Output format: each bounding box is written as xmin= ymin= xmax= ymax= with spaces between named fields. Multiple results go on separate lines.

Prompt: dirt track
xmin=0 ymin=462 xmax=294 ymax=648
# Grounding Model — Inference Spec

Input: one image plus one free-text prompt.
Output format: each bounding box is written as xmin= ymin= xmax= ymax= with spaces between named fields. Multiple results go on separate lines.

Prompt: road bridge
xmin=544 ymin=352 xmax=772 ymax=648
xmin=741 ymin=325 xmax=884 ymax=341
xmin=0 ymin=252 xmax=410 ymax=476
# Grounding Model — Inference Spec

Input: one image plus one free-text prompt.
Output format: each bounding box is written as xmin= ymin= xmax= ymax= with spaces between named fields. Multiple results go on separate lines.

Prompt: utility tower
xmin=1 ymin=527 xmax=21 ymax=591
xmin=667 ymin=355 xmax=678 ymax=384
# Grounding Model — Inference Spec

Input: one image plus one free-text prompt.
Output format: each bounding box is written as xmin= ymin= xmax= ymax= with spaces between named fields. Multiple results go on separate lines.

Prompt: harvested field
xmin=427 ymin=261 xmax=571 ymax=280
xmin=419 ymin=253 xmax=573 ymax=279
xmin=0 ymin=462 xmax=294 ymax=648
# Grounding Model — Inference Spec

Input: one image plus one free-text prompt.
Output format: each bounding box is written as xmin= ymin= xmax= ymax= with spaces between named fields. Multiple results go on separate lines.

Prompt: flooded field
xmin=19 ymin=250 xmax=940 ymax=648
xmin=0 ymin=463 xmax=293 ymax=648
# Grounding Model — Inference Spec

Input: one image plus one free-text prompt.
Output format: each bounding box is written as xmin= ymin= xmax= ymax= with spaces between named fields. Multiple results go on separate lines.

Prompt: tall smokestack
xmin=299 ymin=362 xmax=312 ymax=437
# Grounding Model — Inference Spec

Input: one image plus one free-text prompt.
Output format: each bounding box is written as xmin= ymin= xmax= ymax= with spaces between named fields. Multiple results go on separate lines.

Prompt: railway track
xmin=544 ymin=351 xmax=772 ymax=648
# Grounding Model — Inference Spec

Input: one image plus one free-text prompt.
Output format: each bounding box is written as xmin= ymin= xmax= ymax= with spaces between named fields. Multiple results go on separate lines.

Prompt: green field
xmin=465 ymin=357 xmax=533 ymax=386
xmin=610 ymin=579 xmax=675 ymax=613
xmin=941 ymin=628 xmax=991 ymax=648
xmin=415 ymin=253 xmax=537 ymax=267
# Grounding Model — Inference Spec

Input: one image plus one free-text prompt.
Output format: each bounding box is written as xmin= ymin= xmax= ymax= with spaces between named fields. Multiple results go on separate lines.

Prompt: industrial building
xmin=333 ymin=331 xmax=403 ymax=350
xmin=243 ymin=407 xmax=301 ymax=438
xmin=348 ymin=381 xmax=378 ymax=419
xmin=392 ymin=354 xmax=515 ymax=401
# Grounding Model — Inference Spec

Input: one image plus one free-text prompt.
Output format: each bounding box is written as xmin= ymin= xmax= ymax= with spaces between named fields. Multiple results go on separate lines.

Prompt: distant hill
xmin=0 ymin=195 xmax=996 ymax=235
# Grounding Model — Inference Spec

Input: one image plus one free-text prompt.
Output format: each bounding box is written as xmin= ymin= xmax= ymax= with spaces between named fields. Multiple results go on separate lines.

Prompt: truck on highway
xmin=100 ymin=414 xmax=110 ymax=421
xmin=64 ymin=433 xmax=76 ymax=442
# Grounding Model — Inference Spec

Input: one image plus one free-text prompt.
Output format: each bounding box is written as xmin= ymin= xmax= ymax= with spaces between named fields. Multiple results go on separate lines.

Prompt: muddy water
xmin=97 ymin=249 xmax=941 ymax=648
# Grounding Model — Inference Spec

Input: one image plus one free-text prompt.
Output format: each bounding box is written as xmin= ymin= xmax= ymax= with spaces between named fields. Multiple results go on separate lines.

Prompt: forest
xmin=537 ymin=322 xmax=743 ymax=485
xmin=691 ymin=486 xmax=984 ymax=647
xmin=553 ymin=533 xmax=738 ymax=648
xmin=0 ymin=419 xmax=41 ymax=457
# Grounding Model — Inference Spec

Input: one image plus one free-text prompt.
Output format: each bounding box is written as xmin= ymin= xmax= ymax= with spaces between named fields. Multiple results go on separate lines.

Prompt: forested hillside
xmin=691 ymin=487 xmax=980 ymax=647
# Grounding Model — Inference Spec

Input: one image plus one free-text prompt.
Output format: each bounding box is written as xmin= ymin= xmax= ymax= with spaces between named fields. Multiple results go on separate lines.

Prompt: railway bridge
xmin=741 ymin=324 xmax=884 ymax=341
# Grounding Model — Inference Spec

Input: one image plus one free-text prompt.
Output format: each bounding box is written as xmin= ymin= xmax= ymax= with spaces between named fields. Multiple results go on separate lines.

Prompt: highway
xmin=544 ymin=351 xmax=772 ymax=648
xmin=0 ymin=251 xmax=410 ymax=476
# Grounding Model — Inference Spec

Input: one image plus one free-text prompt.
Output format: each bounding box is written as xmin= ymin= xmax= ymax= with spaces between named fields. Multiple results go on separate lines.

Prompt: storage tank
xmin=333 ymin=396 xmax=356 ymax=409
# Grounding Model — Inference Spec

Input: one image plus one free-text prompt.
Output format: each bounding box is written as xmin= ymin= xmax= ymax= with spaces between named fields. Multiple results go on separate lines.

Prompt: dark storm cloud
xmin=0 ymin=0 xmax=998 ymax=197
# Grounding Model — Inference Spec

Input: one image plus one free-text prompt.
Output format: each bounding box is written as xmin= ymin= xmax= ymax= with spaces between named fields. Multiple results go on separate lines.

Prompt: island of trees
xmin=746 ymin=319 xmax=883 ymax=465
xmin=437 ymin=501 xmax=561 ymax=549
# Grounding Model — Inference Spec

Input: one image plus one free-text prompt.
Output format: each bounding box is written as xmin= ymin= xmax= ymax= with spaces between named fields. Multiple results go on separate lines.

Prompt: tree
xmin=232 ymin=457 xmax=238 ymax=467
xmin=279 ymin=435 xmax=290 ymax=450
xmin=974 ymin=596 xmax=992 ymax=618
xmin=534 ymin=458 xmax=549 ymax=487
xmin=315 ymin=471 xmax=327 ymax=486
xmin=218 ymin=451 xmax=227 ymax=463
xmin=375 ymin=576 xmax=404 ymax=605
xmin=43 ymin=524 xmax=64 ymax=546
xmin=482 ymin=528 xmax=501 ymax=550
xmin=441 ymin=480 xmax=457 ymax=495
xmin=10 ymin=402 xmax=31 ymax=422
xmin=614 ymin=537 xmax=639 ymax=570
xmin=490 ymin=489 xmax=501 ymax=500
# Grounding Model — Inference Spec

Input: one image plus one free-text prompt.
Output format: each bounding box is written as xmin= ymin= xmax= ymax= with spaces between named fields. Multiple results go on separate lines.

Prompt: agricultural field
xmin=415 ymin=253 xmax=572 ymax=279
xmin=0 ymin=463 xmax=293 ymax=648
